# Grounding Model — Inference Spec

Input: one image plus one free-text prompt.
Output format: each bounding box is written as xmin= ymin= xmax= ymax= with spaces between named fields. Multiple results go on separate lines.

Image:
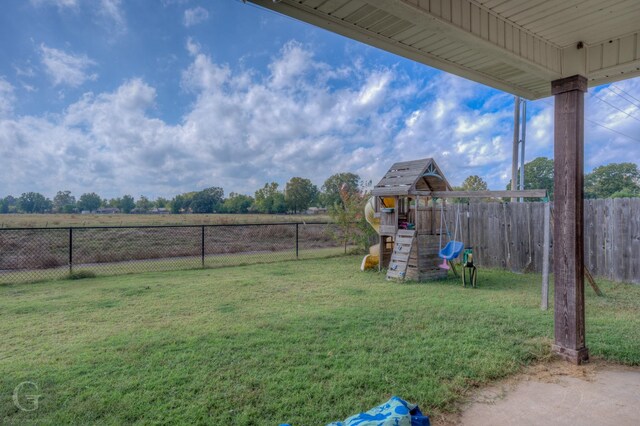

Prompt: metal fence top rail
xmin=0 ymin=221 xmax=333 ymax=231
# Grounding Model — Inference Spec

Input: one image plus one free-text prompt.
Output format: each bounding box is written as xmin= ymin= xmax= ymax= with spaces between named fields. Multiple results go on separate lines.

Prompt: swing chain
xmin=453 ymin=204 xmax=461 ymax=242
xmin=439 ymin=201 xmax=463 ymax=251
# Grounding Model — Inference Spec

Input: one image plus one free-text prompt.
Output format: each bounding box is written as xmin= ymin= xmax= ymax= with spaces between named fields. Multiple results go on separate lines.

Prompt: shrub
xmin=328 ymin=184 xmax=376 ymax=254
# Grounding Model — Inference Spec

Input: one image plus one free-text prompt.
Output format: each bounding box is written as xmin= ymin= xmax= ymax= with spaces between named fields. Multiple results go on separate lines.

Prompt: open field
xmin=0 ymin=223 xmax=344 ymax=283
xmin=2 ymin=256 xmax=639 ymax=424
xmin=0 ymin=213 xmax=331 ymax=228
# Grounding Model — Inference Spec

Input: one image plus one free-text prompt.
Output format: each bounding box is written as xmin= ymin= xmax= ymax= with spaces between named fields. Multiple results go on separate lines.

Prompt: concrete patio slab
xmin=442 ymin=361 xmax=640 ymax=425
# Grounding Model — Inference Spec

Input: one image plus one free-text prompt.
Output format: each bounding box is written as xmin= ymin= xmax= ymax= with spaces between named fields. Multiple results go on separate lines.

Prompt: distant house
xmin=305 ymin=207 xmax=327 ymax=215
xmin=149 ymin=208 xmax=170 ymax=215
xmin=96 ymin=207 xmax=120 ymax=214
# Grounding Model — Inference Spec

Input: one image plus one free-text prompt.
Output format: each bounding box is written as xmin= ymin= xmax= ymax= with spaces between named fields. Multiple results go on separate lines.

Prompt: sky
xmin=1 ymin=0 xmax=640 ymax=200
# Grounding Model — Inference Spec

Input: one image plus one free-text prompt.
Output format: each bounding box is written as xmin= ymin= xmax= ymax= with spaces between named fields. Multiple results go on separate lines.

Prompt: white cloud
xmin=2 ymin=40 xmax=639 ymax=199
xmin=22 ymin=84 xmax=37 ymax=93
xmin=391 ymin=74 xmax=514 ymax=188
xmin=181 ymin=53 xmax=231 ymax=93
xmin=0 ymin=43 xmax=410 ymax=197
xmin=268 ymin=41 xmax=313 ymax=88
xmin=584 ymin=80 xmax=640 ymax=169
xmin=14 ymin=64 xmax=36 ymax=78
xmin=0 ymin=77 xmax=16 ymax=117
xmin=30 ymin=0 xmax=78 ymax=9
xmin=97 ymin=0 xmax=126 ymax=35
xmin=186 ymin=37 xmax=201 ymax=56
xmin=32 ymin=0 xmax=126 ymax=35
xmin=40 ymin=44 xmax=97 ymax=87
xmin=357 ymin=71 xmax=391 ymax=106
xmin=183 ymin=6 xmax=209 ymax=27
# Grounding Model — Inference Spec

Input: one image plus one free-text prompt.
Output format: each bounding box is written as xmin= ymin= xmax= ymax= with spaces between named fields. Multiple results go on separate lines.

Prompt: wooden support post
xmin=541 ymin=202 xmax=550 ymax=310
xmin=551 ymin=75 xmax=589 ymax=364
xmin=378 ymin=234 xmax=383 ymax=273
xmin=549 ymin=204 xmax=603 ymax=298
xmin=511 ymin=96 xmax=520 ymax=202
xmin=394 ymin=196 xmax=399 ymax=233
xmin=430 ymin=199 xmax=435 ymax=235
xmin=415 ymin=196 xmax=420 ymax=264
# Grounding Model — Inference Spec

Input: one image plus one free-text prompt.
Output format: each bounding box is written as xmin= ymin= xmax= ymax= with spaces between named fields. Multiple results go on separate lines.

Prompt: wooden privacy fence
xmin=442 ymin=198 xmax=640 ymax=284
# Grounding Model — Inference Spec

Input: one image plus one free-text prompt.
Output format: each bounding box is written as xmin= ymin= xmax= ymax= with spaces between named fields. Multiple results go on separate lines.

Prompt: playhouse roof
xmin=371 ymin=158 xmax=452 ymax=196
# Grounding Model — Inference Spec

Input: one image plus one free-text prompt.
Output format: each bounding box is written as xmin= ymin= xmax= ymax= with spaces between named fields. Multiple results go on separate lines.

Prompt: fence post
xmin=201 ymin=225 xmax=205 ymax=268
xmin=69 ymin=227 xmax=73 ymax=274
xmin=295 ymin=223 xmax=299 ymax=259
xmin=541 ymin=202 xmax=550 ymax=310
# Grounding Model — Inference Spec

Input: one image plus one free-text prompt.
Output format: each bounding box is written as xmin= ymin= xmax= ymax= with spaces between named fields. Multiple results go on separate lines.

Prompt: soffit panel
xmin=478 ymin=0 xmax=640 ymax=47
xmin=250 ymin=0 xmax=640 ymax=99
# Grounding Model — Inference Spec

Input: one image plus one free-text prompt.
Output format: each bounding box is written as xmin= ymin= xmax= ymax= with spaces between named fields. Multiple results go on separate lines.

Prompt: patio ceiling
xmin=248 ymin=0 xmax=640 ymax=99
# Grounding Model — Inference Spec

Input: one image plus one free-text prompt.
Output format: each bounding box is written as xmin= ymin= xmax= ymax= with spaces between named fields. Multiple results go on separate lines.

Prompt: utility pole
xmin=511 ymin=96 xmax=520 ymax=202
xmin=519 ymin=100 xmax=527 ymax=202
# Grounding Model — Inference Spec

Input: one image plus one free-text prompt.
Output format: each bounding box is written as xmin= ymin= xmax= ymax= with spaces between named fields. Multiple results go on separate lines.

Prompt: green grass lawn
xmin=1 ymin=256 xmax=639 ymax=425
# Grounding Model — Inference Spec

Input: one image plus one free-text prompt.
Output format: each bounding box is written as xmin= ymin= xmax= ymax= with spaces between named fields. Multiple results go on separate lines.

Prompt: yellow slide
xmin=361 ymin=197 xmax=394 ymax=271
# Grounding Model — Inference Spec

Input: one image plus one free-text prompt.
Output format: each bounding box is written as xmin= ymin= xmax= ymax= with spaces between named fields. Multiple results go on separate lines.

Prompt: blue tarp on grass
xmin=279 ymin=396 xmax=430 ymax=426
xmin=327 ymin=396 xmax=430 ymax=426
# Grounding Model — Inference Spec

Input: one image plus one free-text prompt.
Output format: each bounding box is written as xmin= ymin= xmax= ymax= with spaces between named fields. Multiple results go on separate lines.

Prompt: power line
xmin=590 ymin=92 xmax=640 ymax=123
xmin=610 ymin=84 xmax=640 ymax=106
xmin=584 ymin=117 xmax=640 ymax=143
xmin=605 ymin=86 xmax=640 ymax=112
xmin=540 ymin=99 xmax=640 ymax=143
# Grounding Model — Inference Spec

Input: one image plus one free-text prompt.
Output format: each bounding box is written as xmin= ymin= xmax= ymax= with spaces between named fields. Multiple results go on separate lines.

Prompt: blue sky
xmin=1 ymin=0 xmax=639 ymax=200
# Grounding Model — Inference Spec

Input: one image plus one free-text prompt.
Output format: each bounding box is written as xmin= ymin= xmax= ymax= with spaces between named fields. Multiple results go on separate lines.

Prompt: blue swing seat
xmin=439 ymin=241 xmax=464 ymax=260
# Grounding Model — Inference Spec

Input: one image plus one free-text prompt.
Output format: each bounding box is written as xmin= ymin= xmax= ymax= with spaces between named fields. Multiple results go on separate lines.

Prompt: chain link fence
xmin=0 ymin=222 xmax=351 ymax=284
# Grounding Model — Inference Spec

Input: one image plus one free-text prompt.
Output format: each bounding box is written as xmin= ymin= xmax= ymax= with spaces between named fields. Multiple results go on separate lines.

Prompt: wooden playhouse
xmin=371 ymin=158 xmax=453 ymax=281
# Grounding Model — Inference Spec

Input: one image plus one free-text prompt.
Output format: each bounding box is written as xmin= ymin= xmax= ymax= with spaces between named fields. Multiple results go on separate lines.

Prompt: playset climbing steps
xmin=386 ymin=230 xmax=417 ymax=280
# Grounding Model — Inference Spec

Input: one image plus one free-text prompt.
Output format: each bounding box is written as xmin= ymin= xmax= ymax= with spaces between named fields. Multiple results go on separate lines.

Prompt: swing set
xmin=438 ymin=203 xmax=464 ymax=270
xmin=369 ymin=157 xmax=549 ymax=285
xmin=437 ymin=202 xmax=477 ymax=287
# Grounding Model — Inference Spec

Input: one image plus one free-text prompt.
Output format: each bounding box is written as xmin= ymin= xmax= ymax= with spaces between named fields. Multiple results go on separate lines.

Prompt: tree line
xmin=0 ymin=173 xmax=363 ymax=215
xmin=2 ymin=159 xmax=637 ymax=214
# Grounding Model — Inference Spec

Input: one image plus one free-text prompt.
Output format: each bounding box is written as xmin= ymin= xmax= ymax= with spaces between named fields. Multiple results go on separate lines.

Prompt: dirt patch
xmin=437 ymin=359 xmax=640 ymax=425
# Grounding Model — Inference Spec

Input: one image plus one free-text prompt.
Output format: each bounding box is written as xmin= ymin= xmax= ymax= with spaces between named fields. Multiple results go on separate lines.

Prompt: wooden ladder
xmin=386 ymin=229 xmax=416 ymax=281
